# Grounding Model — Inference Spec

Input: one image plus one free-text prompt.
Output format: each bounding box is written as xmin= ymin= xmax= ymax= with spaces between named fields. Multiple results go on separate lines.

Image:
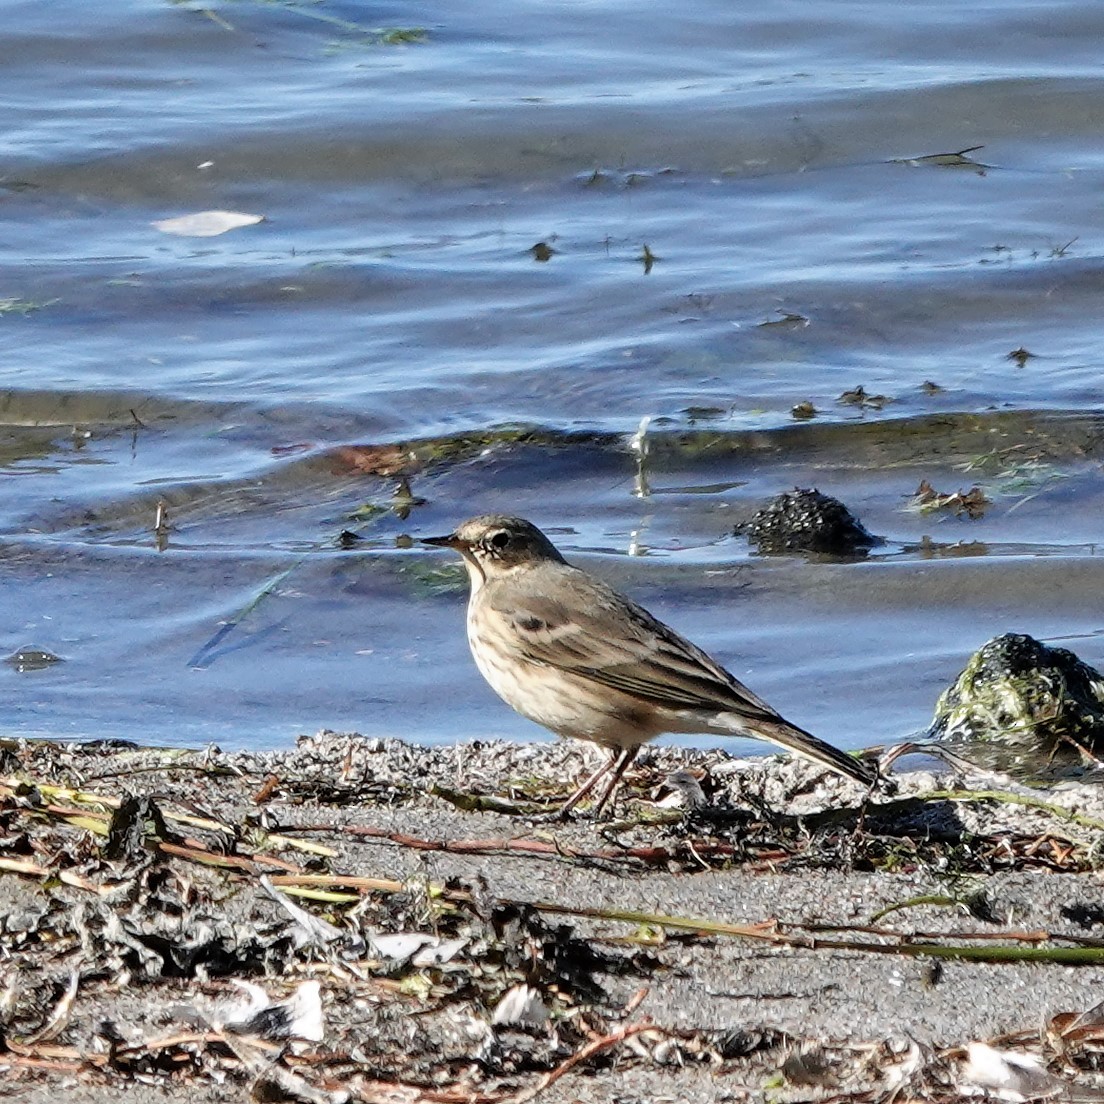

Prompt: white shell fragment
xmin=960 ymin=1042 xmax=1060 ymax=1102
xmin=369 ymin=932 xmax=467 ymax=967
xmin=217 ymin=979 xmax=325 ymax=1043
xmin=492 ymin=983 xmax=549 ymax=1029
xmin=151 ymin=210 xmax=265 ymax=237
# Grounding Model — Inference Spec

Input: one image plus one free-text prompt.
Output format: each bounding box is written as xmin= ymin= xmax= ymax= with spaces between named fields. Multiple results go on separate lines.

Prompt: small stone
xmin=3 ymin=646 xmax=64 ymax=672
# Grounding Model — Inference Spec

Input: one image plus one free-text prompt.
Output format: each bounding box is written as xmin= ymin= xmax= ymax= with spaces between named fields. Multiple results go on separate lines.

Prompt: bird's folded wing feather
xmin=486 ymin=574 xmax=782 ymax=723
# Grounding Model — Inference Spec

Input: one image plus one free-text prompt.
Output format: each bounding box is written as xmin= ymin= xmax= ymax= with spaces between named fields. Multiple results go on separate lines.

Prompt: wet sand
xmin=4 ymin=733 xmax=1104 ymax=1101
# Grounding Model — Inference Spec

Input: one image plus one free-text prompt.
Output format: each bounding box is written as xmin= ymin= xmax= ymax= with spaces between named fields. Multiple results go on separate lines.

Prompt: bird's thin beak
xmin=420 ymin=533 xmax=465 ymax=549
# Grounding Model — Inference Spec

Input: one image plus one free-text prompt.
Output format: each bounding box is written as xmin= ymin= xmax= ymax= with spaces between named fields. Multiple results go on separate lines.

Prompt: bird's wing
xmin=485 ymin=569 xmax=783 ymax=724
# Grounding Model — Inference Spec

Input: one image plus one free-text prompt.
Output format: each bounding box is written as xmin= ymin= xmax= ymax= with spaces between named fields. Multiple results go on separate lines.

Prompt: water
xmin=2 ymin=0 xmax=1104 ymax=754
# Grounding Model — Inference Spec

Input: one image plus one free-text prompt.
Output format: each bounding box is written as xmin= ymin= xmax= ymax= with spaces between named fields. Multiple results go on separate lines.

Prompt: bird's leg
xmin=591 ymin=746 xmax=639 ymax=819
xmin=558 ymin=749 xmax=619 ymax=817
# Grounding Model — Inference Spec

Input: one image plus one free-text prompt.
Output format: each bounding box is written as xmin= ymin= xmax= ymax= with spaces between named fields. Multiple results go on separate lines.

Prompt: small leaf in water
xmin=638 ymin=243 xmax=658 ymax=274
xmin=391 ymin=476 xmax=426 ymax=520
xmin=579 ymin=168 xmax=612 ymax=186
xmin=758 ymin=310 xmax=808 ymax=329
xmin=910 ymin=479 xmax=990 ymax=519
xmin=152 ymin=210 xmax=265 ymax=237
xmin=377 ymin=27 xmax=428 ymax=45
xmin=896 ymin=145 xmax=988 ymax=173
xmin=529 ymin=241 xmax=556 ymax=262
xmin=0 ymin=297 xmax=58 ymax=316
xmin=1006 ymin=347 xmax=1035 ymax=367
xmin=347 ymin=503 xmax=387 ymax=520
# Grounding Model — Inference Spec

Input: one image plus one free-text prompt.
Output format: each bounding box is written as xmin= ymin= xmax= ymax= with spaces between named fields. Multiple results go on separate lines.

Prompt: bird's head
xmin=421 ymin=515 xmax=565 ymax=586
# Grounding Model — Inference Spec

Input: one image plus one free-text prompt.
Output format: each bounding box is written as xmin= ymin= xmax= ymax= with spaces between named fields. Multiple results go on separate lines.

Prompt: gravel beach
xmin=3 ymin=733 xmax=1104 ymax=1102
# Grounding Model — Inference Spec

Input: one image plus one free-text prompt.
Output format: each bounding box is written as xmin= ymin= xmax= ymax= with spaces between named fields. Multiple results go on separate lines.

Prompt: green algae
xmin=930 ymin=633 xmax=1104 ymax=757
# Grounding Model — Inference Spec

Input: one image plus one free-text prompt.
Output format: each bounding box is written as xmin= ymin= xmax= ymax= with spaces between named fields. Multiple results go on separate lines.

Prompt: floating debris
xmin=330 ymin=443 xmax=416 ymax=477
xmin=153 ymin=497 xmax=170 ymax=551
xmin=629 ymin=414 xmax=653 ymax=498
xmin=894 ymin=144 xmax=989 ymax=173
xmin=910 ymin=479 xmax=990 ymax=518
xmin=3 ymin=647 xmax=64 ymax=672
xmin=151 ymin=210 xmax=264 ymax=237
xmin=758 ymin=310 xmax=809 ymax=329
xmin=681 ymin=404 xmax=726 ymax=422
xmin=390 ymin=475 xmax=426 ymax=520
xmin=838 ymin=384 xmax=889 ymax=410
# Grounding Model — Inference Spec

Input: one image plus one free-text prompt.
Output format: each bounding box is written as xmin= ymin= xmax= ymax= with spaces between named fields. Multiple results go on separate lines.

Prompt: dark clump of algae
xmin=737 ymin=487 xmax=881 ymax=557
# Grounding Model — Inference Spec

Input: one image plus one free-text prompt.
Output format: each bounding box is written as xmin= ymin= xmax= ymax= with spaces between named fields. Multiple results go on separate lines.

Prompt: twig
xmin=156 ymin=841 xmax=303 ymax=874
xmin=16 ymin=970 xmax=79 ymax=1045
xmin=501 ymin=1021 xmax=656 ymax=1104
xmin=274 ymin=822 xmax=738 ymax=867
xmin=926 ymin=789 xmax=1104 ymax=832
xmin=803 ymin=920 xmax=1055 ymax=944
xmin=0 ymin=856 xmax=50 ymax=877
xmin=526 ymin=900 xmax=1104 ymax=965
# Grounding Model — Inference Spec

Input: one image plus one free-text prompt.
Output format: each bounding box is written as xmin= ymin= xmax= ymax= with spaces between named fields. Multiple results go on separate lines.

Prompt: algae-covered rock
xmin=737 ymin=488 xmax=880 ymax=557
xmin=930 ymin=633 xmax=1104 ymax=756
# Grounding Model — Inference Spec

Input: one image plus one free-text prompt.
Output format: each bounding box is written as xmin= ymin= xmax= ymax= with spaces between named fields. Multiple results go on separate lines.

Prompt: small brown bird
xmin=423 ymin=515 xmax=877 ymax=816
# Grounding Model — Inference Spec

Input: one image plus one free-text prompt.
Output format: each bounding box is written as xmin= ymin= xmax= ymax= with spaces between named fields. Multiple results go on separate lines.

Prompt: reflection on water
xmin=2 ymin=0 xmax=1104 ymax=748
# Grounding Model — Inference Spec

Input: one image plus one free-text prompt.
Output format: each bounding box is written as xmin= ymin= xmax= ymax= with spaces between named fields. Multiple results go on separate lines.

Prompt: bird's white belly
xmin=466 ymin=604 xmax=659 ymax=750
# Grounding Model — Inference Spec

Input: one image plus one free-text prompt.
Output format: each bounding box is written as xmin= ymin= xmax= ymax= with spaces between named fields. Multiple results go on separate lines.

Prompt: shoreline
xmin=3 ymin=731 xmax=1104 ymax=1102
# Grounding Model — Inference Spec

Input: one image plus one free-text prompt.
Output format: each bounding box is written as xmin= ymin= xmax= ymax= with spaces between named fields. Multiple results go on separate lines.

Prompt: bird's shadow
xmin=558 ymin=789 xmax=979 ymax=876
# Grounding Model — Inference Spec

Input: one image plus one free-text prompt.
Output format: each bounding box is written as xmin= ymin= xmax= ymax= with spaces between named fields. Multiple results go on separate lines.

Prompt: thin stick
xmin=502 ymin=1021 xmax=656 ymax=1104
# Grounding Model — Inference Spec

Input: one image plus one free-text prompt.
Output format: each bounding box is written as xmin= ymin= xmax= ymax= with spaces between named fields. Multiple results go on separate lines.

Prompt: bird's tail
xmin=734 ymin=716 xmax=879 ymax=788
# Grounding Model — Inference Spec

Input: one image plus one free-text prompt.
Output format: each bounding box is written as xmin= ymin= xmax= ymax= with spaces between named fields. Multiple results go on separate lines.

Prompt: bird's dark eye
xmin=490 ymin=530 xmax=510 ymax=549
